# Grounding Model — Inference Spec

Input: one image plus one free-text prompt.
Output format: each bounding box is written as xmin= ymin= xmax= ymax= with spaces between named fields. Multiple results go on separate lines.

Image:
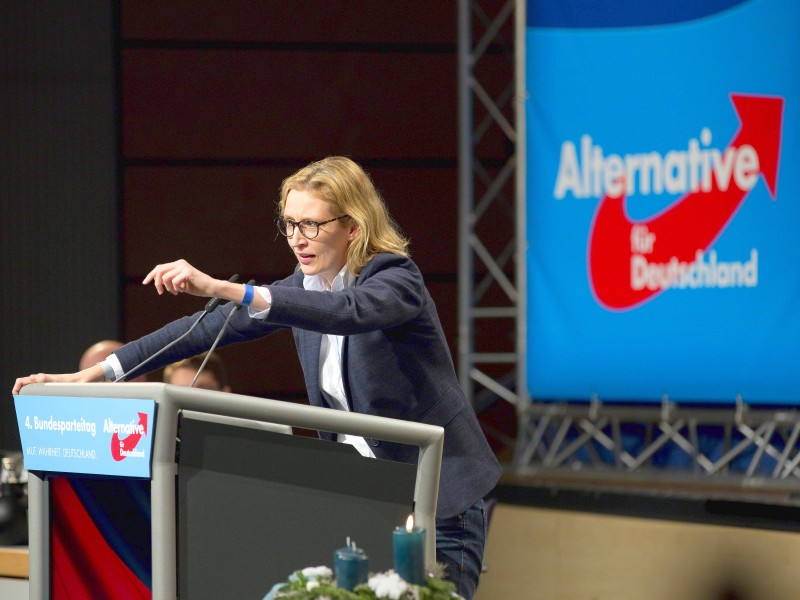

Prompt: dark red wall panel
xmin=121 ymin=1 xmax=456 ymax=45
xmin=123 ymin=166 xmax=294 ymax=277
xmin=122 ymin=50 xmax=459 ymax=160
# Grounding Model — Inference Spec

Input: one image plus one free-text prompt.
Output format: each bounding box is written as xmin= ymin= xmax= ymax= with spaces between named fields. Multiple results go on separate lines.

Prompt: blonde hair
xmin=279 ymin=156 xmax=409 ymax=274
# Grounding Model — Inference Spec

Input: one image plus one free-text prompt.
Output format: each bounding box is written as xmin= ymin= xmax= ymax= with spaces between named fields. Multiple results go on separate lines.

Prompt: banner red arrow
xmin=587 ymin=93 xmax=784 ymax=310
xmin=110 ymin=412 xmax=149 ymax=462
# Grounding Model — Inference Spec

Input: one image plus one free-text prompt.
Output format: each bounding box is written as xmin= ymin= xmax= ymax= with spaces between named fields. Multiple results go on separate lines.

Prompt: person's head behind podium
xmin=163 ymin=352 xmax=231 ymax=392
xmin=79 ymin=340 xmax=147 ymax=382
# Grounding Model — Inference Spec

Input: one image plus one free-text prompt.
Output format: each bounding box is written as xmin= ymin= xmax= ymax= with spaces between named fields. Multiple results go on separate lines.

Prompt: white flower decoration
xmin=368 ymin=570 xmax=409 ymax=600
xmin=301 ymin=566 xmax=333 ymax=580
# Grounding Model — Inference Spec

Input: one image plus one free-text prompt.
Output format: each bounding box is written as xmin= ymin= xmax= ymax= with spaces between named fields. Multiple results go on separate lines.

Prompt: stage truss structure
xmin=457 ymin=0 xmax=800 ymax=504
xmin=513 ymin=398 xmax=800 ymax=503
xmin=457 ymin=0 xmax=525 ymax=452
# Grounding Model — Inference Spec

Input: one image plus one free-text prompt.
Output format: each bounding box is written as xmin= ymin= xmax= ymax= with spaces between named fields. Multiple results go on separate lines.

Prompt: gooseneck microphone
xmin=190 ymin=279 xmax=256 ymax=388
xmin=114 ymin=274 xmax=240 ymax=382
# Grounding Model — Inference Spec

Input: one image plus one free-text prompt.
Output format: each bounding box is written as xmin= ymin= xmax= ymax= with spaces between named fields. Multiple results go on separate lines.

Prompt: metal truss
xmin=513 ymin=398 xmax=800 ymax=501
xmin=457 ymin=0 xmax=527 ymax=426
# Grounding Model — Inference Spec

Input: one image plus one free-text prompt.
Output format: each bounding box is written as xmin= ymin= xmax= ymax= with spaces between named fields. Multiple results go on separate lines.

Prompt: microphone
xmin=190 ymin=279 xmax=256 ymax=388
xmin=114 ymin=274 xmax=240 ymax=382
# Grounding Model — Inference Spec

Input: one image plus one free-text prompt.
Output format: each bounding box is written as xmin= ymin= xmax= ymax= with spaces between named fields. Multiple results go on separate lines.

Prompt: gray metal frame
xmin=513 ymin=398 xmax=800 ymax=502
xmin=22 ymin=382 xmax=444 ymax=600
xmin=457 ymin=0 xmax=528 ymax=422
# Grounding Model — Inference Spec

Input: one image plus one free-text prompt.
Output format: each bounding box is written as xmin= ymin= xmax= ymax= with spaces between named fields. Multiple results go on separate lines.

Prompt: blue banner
xmin=15 ymin=395 xmax=156 ymax=477
xmin=526 ymin=0 xmax=799 ymax=403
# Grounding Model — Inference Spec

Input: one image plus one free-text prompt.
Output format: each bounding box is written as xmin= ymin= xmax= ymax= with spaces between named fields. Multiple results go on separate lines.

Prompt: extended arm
xmin=144 ymin=259 xmax=270 ymax=311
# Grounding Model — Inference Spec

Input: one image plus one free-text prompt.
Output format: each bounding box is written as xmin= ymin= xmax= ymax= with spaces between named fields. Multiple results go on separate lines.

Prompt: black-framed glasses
xmin=275 ymin=214 xmax=350 ymax=240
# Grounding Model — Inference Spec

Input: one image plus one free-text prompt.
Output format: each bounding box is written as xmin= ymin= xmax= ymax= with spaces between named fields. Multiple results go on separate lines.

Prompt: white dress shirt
xmin=295 ymin=267 xmax=375 ymax=458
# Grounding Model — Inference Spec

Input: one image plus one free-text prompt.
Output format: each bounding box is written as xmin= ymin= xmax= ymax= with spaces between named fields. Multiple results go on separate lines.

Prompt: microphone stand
xmin=190 ymin=279 xmax=256 ymax=387
xmin=114 ymin=274 xmax=240 ymax=382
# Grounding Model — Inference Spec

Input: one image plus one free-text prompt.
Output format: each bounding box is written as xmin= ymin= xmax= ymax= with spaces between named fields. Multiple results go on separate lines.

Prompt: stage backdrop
xmin=526 ymin=0 xmax=798 ymax=404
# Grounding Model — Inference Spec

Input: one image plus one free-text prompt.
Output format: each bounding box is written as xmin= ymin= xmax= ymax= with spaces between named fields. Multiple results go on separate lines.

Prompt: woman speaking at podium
xmin=13 ymin=156 xmax=501 ymax=599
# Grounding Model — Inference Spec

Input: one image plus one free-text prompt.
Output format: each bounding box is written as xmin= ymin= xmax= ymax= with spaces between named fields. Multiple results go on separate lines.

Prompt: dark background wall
xmin=1 ymin=2 xmax=120 ymax=450
xmin=3 ymin=1 xmax=513 ymax=457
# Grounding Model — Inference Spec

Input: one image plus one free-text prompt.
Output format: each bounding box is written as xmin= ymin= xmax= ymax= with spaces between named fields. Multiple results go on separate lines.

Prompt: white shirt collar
xmin=303 ymin=264 xmax=354 ymax=292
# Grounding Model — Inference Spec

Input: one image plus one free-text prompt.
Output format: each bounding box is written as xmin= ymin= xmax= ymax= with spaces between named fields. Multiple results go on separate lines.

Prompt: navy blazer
xmin=115 ymin=253 xmax=501 ymax=517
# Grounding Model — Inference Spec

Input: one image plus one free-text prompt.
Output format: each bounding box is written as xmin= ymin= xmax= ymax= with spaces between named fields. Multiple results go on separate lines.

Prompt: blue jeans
xmin=435 ymin=498 xmax=487 ymax=600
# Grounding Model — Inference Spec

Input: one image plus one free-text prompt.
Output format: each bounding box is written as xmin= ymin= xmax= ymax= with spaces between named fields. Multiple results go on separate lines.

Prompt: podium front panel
xmin=177 ymin=417 xmax=417 ymax=599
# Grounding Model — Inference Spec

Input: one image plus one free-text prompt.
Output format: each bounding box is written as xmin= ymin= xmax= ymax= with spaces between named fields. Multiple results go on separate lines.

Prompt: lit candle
xmin=392 ymin=514 xmax=425 ymax=585
xmin=333 ymin=537 xmax=369 ymax=591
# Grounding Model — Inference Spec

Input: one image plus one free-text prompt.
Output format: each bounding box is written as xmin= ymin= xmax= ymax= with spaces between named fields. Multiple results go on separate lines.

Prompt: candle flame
xmin=405 ymin=514 xmax=414 ymax=532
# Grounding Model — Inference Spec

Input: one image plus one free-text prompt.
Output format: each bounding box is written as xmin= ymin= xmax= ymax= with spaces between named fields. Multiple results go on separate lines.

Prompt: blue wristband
xmin=241 ymin=283 xmax=255 ymax=307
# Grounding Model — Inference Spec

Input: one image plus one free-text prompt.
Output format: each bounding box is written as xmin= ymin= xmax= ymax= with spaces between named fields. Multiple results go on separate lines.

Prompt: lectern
xmin=16 ymin=382 xmax=443 ymax=600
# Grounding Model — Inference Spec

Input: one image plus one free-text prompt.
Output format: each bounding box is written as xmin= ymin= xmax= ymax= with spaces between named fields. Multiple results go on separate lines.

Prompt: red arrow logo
xmin=587 ymin=93 xmax=784 ymax=310
xmin=110 ymin=412 xmax=148 ymax=462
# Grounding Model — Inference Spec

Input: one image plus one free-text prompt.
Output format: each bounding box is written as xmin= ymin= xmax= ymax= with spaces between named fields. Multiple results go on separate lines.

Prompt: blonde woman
xmin=14 ymin=156 xmax=500 ymax=599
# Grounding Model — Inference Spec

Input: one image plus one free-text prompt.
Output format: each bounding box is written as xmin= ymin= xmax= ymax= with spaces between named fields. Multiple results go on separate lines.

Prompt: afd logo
xmin=553 ymin=94 xmax=784 ymax=310
xmin=104 ymin=412 xmax=149 ymax=461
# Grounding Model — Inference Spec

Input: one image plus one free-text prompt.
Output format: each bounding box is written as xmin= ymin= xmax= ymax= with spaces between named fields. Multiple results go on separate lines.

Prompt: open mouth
xmin=297 ymin=253 xmax=315 ymax=265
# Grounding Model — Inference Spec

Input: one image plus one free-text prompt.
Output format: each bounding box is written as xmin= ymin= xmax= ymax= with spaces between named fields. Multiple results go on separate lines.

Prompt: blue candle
xmin=334 ymin=539 xmax=369 ymax=591
xmin=392 ymin=514 xmax=425 ymax=585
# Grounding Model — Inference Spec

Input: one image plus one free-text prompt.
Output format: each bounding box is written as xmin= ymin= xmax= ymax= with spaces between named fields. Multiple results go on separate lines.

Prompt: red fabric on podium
xmin=51 ymin=477 xmax=151 ymax=600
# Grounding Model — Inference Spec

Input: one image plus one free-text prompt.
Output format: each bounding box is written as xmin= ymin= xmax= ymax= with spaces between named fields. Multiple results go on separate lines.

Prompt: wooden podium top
xmin=0 ymin=547 xmax=28 ymax=578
